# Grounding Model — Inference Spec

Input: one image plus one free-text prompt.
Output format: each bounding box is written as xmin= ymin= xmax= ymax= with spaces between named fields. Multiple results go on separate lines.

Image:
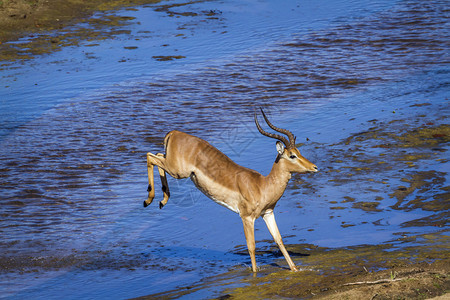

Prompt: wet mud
xmin=144 ymin=232 xmax=449 ymax=299
xmin=0 ymin=0 xmax=449 ymax=298
xmin=0 ymin=0 xmax=160 ymax=46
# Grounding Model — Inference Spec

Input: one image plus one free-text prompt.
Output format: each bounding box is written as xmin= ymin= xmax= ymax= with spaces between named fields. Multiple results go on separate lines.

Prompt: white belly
xmin=190 ymin=171 xmax=240 ymax=214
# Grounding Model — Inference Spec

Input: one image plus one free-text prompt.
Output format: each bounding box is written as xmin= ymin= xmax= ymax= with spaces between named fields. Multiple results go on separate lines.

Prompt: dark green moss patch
xmin=352 ymin=201 xmax=381 ymax=212
xmin=152 ymin=55 xmax=186 ymax=61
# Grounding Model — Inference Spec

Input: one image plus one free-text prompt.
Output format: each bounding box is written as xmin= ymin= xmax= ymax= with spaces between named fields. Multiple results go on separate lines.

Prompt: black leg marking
xmin=161 ymin=186 xmax=170 ymax=197
xmin=147 ymin=184 xmax=152 ymax=192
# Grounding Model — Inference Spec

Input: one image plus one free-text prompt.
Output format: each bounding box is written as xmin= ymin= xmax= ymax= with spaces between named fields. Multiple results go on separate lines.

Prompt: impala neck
xmin=264 ymin=159 xmax=292 ymax=201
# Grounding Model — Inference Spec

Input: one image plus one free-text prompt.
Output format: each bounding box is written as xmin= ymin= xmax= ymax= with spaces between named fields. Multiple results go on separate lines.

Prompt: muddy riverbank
xmin=0 ymin=0 xmax=160 ymax=42
xmin=0 ymin=0 xmax=449 ymax=299
xmin=0 ymin=0 xmax=166 ymax=63
xmin=143 ymin=232 xmax=449 ymax=299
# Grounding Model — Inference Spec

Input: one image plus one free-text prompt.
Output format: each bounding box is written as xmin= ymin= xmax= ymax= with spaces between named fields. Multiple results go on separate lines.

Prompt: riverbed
xmin=0 ymin=0 xmax=448 ymax=299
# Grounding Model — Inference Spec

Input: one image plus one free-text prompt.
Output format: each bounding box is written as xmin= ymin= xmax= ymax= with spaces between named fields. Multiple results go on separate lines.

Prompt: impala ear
xmin=276 ymin=141 xmax=285 ymax=155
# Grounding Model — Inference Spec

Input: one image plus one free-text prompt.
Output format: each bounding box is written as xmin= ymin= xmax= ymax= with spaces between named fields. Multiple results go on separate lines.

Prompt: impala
xmin=144 ymin=109 xmax=318 ymax=272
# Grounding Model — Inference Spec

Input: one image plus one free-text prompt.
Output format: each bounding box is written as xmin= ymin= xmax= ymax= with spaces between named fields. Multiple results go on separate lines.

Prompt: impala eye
xmin=289 ymin=155 xmax=297 ymax=159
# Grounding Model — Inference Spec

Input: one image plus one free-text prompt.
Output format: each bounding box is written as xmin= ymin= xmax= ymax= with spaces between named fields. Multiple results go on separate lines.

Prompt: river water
xmin=0 ymin=0 xmax=448 ymax=298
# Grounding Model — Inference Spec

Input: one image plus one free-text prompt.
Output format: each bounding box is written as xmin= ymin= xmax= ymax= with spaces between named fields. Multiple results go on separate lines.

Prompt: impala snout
xmin=298 ymin=160 xmax=318 ymax=173
xmin=305 ymin=158 xmax=318 ymax=172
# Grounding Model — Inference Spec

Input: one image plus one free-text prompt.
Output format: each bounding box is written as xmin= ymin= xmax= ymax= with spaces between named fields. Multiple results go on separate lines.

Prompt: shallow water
xmin=0 ymin=0 xmax=449 ymax=298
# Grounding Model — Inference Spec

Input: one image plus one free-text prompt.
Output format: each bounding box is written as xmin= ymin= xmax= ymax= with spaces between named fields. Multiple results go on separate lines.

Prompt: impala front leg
xmin=263 ymin=211 xmax=298 ymax=271
xmin=242 ymin=216 xmax=257 ymax=272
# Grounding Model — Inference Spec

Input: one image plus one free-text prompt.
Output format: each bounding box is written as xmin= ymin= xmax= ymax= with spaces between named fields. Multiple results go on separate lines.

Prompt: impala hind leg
xmin=242 ymin=217 xmax=257 ymax=272
xmin=144 ymin=152 xmax=168 ymax=207
xmin=263 ymin=211 xmax=298 ymax=271
xmin=144 ymin=153 xmax=156 ymax=207
xmin=158 ymin=166 xmax=170 ymax=209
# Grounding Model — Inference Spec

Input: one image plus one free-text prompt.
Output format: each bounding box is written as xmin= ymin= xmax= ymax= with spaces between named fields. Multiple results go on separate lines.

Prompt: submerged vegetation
xmin=315 ymin=112 xmax=449 ymax=224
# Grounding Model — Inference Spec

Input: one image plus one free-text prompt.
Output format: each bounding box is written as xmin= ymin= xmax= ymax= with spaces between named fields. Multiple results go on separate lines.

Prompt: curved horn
xmin=254 ymin=109 xmax=291 ymax=148
xmin=259 ymin=108 xmax=296 ymax=148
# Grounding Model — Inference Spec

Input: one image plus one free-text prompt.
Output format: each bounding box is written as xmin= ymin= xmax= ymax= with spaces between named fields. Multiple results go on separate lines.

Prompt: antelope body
xmin=144 ymin=110 xmax=318 ymax=272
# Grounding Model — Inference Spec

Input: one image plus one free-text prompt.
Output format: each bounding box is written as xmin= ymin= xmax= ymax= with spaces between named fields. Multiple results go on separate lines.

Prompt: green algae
xmin=152 ymin=55 xmax=186 ymax=61
xmin=395 ymin=124 xmax=450 ymax=148
xmin=342 ymin=196 xmax=355 ymax=203
xmin=344 ymin=123 xmax=449 ymax=150
xmin=351 ymin=201 xmax=381 ymax=212
xmin=315 ymin=115 xmax=449 ymax=218
xmin=389 ymin=171 xmax=447 ymax=211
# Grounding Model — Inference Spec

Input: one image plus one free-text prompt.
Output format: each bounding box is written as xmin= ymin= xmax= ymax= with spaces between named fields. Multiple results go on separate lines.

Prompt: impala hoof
xmin=144 ymin=199 xmax=153 ymax=207
xmin=159 ymin=201 xmax=166 ymax=209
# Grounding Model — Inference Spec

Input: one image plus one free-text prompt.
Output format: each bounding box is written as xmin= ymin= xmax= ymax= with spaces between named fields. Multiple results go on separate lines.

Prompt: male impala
xmin=144 ymin=109 xmax=318 ymax=272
